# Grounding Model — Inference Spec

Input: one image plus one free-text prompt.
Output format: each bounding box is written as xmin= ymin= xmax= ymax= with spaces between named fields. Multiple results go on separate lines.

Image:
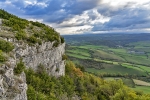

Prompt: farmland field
xmin=64 ymin=34 xmax=150 ymax=93
xmin=132 ymin=86 xmax=150 ymax=94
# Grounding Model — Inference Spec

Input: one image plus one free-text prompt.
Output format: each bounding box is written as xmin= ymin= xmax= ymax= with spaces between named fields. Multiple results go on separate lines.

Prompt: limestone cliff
xmin=0 ymin=9 xmax=65 ymax=100
xmin=0 ymin=38 xmax=65 ymax=100
xmin=15 ymin=40 xmax=65 ymax=77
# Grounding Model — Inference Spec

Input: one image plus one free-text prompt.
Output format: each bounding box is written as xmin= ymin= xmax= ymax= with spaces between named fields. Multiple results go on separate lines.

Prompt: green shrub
xmin=30 ymin=21 xmax=45 ymax=27
xmin=27 ymin=36 xmax=38 ymax=44
xmin=62 ymin=54 xmax=68 ymax=60
xmin=0 ymin=50 xmax=6 ymax=62
xmin=14 ymin=59 xmax=25 ymax=75
xmin=60 ymin=37 xmax=65 ymax=43
xmin=0 ymin=39 xmax=14 ymax=53
xmin=15 ymin=31 xmax=27 ymax=40
xmin=53 ymin=41 xmax=59 ymax=47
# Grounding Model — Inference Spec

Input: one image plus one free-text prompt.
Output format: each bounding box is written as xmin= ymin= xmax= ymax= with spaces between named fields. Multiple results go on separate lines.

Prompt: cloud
xmin=92 ymin=6 xmax=150 ymax=32
xmin=0 ymin=0 xmax=150 ymax=34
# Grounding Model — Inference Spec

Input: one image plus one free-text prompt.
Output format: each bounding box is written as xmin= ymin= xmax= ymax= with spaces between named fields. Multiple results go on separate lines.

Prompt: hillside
xmin=0 ymin=9 xmax=150 ymax=100
xmin=26 ymin=61 xmax=150 ymax=100
xmin=0 ymin=9 xmax=65 ymax=100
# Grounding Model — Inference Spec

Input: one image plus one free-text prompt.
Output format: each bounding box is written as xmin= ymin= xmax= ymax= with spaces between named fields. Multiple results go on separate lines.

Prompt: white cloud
xmin=102 ymin=0 xmax=150 ymax=6
xmin=27 ymin=18 xmax=43 ymax=22
xmin=24 ymin=0 xmax=48 ymax=8
xmin=56 ymin=25 xmax=93 ymax=35
xmin=56 ymin=9 xmax=110 ymax=34
xmin=1 ymin=0 xmax=150 ymax=34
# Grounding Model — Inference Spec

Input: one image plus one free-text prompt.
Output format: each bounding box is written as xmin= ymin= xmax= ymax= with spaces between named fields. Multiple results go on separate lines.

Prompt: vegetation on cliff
xmin=25 ymin=61 xmax=150 ymax=100
xmin=0 ymin=39 xmax=14 ymax=63
xmin=0 ymin=9 xmax=64 ymax=46
xmin=0 ymin=9 xmax=64 ymax=64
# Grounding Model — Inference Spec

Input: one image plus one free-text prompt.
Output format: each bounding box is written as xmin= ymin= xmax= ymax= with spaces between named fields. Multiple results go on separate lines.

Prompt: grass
xmin=108 ymin=48 xmax=126 ymax=53
xmin=104 ymin=77 xmax=119 ymax=81
xmin=86 ymin=65 xmax=147 ymax=76
xmin=132 ymin=86 xmax=150 ymax=94
xmin=78 ymin=45 xmax=102 ymax=49
xmin=67 ymin=48 xmax=91 ymax=57
xmin=67 ymin=44 xmax=150 ymax=77
xmin=67 ymin=43 xmax=150 ymax=76
xmin=66 ymin=52 xmax=90 ymax=59
xmin=95 ymin=59 xmax=148 ymax=74
xmin=93 ymin=50 xmax=125 ymax=61
xmin=133 ymin=79 xmax=150 ymax=86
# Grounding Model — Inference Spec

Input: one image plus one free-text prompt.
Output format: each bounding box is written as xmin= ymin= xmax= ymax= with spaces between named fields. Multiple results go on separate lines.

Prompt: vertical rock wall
xmin=0 ymin=37 xmax=65 ymax=100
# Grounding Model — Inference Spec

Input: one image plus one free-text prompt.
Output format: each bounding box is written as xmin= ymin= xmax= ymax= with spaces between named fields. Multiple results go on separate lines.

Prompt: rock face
xmin=0 ymin=59 xmax=27 ymax=100
xmin=15 ymin=41 xmax=65 ymax=77
xmin=0 ymin=37 xmax=65 ymax=100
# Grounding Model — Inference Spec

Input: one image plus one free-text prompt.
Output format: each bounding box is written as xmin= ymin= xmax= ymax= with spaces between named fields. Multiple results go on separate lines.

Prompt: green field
xmin=86 ymin=67 xmax=147 ymax=76
xmin=66 ymin=45 xmax=150 ymax=76
xmin=64 ymin=34 xmax=150 ymax=93
xmin=132 ymin=86 xmax=150 ymax=94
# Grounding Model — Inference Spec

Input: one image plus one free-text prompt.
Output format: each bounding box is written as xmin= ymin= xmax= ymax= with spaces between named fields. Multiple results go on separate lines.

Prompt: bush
xmin=30 ymin=21 xmax=45 ymax=27
xmin=61 ymin=37 xmax=65 ymax=43
xmin=14 ymin=59 xmax=25 ymax=75
xmin=0 ymin=50 xmax=6 ymax=62
xmin=15 ymin=31 xmax=27 ymax=40
xmin=53 ymin=41 xmax=59 ymax=47
xmin=0 ymin=39 xmax=14 ymax=53
xmin=62 ymin=54 xmax=68 ymax=60
xmin=27 ymin=36 xmax=38 ymax=44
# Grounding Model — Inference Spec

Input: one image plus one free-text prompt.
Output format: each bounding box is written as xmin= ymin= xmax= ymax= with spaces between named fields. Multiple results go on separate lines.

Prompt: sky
xmin=0 ymin=0 xmax=150 ymax=35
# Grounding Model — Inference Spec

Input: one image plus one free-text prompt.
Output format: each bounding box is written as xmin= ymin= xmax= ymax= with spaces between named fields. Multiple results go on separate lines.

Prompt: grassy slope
xmin=132 ymin=86 xmax=150 ymax=94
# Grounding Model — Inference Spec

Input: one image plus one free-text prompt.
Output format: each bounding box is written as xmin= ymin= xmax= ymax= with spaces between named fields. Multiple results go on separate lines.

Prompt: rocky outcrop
xmin=0 ymin=59 xmax=27 ymax=100
xmin=15 ymin=41 xmax=65 ymax=77
xmin=0 ymin=37 xmax=65 ymax=100
xmin=0 ymin=19 xmax=2 ymax=25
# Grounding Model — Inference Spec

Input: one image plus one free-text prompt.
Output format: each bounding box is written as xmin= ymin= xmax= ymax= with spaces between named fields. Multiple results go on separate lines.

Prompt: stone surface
xmin=0 ymin=37 xmax=65 ymax=100
xmin=15 ymin=41 xmax=65 ymax=77
xmin=0 ymin=19 xmax=2 ymax=25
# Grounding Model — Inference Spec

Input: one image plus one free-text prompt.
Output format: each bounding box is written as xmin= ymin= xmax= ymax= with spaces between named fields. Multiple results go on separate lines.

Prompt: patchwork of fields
xmin=64 ymin=34 xmax=150 ymax=93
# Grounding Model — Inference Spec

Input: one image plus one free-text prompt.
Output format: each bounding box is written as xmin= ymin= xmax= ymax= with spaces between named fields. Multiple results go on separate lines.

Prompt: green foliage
xmin=25 ymin=61 xmax=150 ymax=100
xmin=27 ymin=36 xmax=38 ymax=44
xmin=62 ymin=54 xmax=68 ymax=60
xmin=0 ymin=9 xmax=29 ymax=31
xmin=0 ymin=39 xmax=14 ymax=53
xmin=60 ymin=37 xmax=65 ymax=43
xmin=2 ymin=17 xmax=29 ymax=31
xmin=30 ymin=21 xmax=45 ymax=27
xmin=76 ymin=64 xmax=85 ymax=72
xmin=14 ymin=59 xmax=26 ymax=75
xmin=0 ymin=9 xmax=64 ymax=47
xmin=0 ymin=9 xmax=21 ymax=20
xmin=15 ymin=31 xmax=27 ymax=40
xmin=53 ymin=41 xmax=59 ymax=47
xmin=0 ymin=50 xmax=6 ymax=62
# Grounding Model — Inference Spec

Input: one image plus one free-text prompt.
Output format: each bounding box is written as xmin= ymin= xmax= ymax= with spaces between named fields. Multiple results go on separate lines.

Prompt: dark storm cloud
xmin=92 ymin=4 xmax=150 ymax=32
xmin=0 ymin=0 xmax=150 ymax=34
xmin=65 ymin=0 xmax=101 ymax=15
xmin=22 ymin=0 xmax=101 ymax=23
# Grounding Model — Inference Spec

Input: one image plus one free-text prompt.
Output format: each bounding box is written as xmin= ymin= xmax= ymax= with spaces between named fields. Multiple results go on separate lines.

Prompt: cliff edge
xmin=0 ymin=9 xmax=65 ymax=100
